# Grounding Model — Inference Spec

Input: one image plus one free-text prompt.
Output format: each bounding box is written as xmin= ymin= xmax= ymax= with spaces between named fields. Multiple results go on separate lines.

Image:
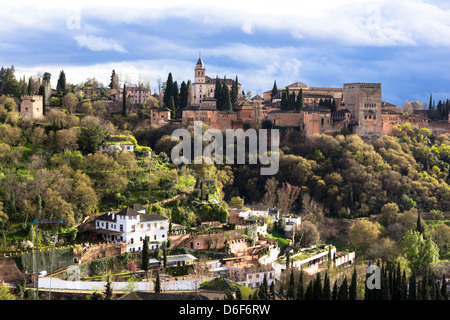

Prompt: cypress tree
xmin=296 ymin=88 xmax=304 ymax=110
xmin=313 ymin=272 xmax=323 ymax=300
xmin=168 ymin=96 xmax=176 ymax=119
xmin=420 ymin=273 xmax=431 ymax=300
xmin=409 ymin=270 xmax=417 ymax=300
xmin=401 ymin=270 xmax=408 ymax=300
xmin=323 ymin=271 xmax=331 ymax=300
xmin=297 ymin=270 xmax=304 ymax=300
xmin=270 ymin=281 xmax=275 ymax=300
xmin=163 ymin=73 xmax=174 ymax=107
xmin=338 ymin=277 xmax=349 ymax=300
xmin=179 ymin=81 xmax=188 ymax=109
xmin=141 ymin=236 xmax=149 ymax=272
xmin=122 ymin=84 xmax=127 ymax=117
xmin=417 ymin=211 xmax=424 ymax=235
xmin=259 ymin=274 xmax=268 ymax=300
xmin=171 ymin=80 xmax=179 ymax=111
xmin=231 ymin=76 xmax=239 ymax=110
xmin=380 ymin=265 xmax=391 ymax=300
xmin=305 ymin=280 xmax=314 ymax=300
xmin=441 ymin=274 xmax=448 ymax=300
xmin=287 ymin=269 xmax=295 ymax=300
xmin=56 ymin=70 xmax=66 ymax=96
xmin=271 ymin=81 xmax=278 ymax=98
xmin=332 ymin=280 xmax=338 ymax=300
xmin=235 ymin=288 xmax=242 ymax=300
xmin=349 ymin=267 xmax=357 ymax=300
xmin=155 ymin=270 xmax=161 ymax=293
xmin=27 ymin=77 xmax=33 ymax=95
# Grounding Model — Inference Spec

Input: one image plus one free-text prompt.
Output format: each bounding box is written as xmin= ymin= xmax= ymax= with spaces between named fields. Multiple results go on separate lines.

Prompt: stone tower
xmin=343 ymin=83 xmax=382 ymax=140
xmin=193 ymin=56 xmax=206 ymax=105
xmin=194 ymin=56 xmax=205 ymax=84
xmin=19 ymin=95 xmax=44 ymax=121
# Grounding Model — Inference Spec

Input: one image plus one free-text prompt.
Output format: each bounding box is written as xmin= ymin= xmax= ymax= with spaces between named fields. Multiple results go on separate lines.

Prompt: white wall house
xmin=94 ymin=204 xmax=168 ymax=252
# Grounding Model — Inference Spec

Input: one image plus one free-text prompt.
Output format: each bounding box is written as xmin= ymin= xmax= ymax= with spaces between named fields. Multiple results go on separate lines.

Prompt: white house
xmin=94 ymin=204 xmax=168 ymax=252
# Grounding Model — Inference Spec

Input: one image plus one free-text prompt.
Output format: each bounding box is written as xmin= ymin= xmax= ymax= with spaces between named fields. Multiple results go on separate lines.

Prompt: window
xmin=120 ymin=225 xmax=123 ymax=232
xmin=130 ymin=238 xmax=134 ymax=244
xmin=154 ymin=235 xmax=157 ymax=241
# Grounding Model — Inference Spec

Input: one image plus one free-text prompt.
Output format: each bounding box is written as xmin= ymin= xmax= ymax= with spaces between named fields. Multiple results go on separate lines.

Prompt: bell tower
xmin=195 ymin=56 xmax=205 ymax=84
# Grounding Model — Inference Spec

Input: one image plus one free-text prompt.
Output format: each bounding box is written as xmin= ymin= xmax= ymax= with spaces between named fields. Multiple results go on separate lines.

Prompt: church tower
xmin=195 ymin=56 xmax=205 ymax=84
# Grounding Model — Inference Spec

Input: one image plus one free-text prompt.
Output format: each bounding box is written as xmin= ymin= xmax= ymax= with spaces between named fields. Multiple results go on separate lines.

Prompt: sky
xmin=1 ymin=0 xmax=450 ymax=107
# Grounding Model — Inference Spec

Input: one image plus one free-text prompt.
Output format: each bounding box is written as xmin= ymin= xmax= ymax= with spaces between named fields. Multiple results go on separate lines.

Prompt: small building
xmin=149 ymin=106 xmax=171 ymax=126
xmin=93 ymin=204 xmax=168 ymax=252
xmin=20 ymin=95 xmax=44 ymax=120
xmin=166 ymin=254 xmax=198 ymax=267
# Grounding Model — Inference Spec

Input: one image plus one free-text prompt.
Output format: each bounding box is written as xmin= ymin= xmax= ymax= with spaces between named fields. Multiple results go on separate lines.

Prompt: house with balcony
xmin=93 ymin=204 xmax=168 ymax=252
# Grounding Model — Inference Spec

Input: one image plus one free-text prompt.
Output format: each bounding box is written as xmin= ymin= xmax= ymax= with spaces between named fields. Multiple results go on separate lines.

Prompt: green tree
xmin=122 ymin=84 xmax=127 ymax=117
xmin=408 ymin=270 xmax=417 ymax=300
xmin=142 ymin=236 xmax=149 ymax=272
xmin=349 ymin=267 xmax=357 ymax=300
xmin=154 ymin=270 xmax=161 ymax=293
xmin=296 ymin=269 xmax=304 ymax=300
xmin=271 ymin=81 xmax=278 ymax=98
xmin=338 ymin=277 xmax=349 ymax=300
xmin=287 ymin=269 xmax=295 ymax=299
xmin=56 ymin=70 xmax=66 ymax=96
xmin=332 ymin=280 xmax=338 ymax=300
xmin=401 ymin=230 xmax=439 ymax=272
xmin=163 ymin=73 xmax=174 ymax=107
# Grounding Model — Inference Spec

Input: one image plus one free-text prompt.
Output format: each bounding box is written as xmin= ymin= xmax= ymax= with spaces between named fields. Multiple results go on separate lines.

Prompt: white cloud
xmin=73 ymin=34 xmax=127 ymax=53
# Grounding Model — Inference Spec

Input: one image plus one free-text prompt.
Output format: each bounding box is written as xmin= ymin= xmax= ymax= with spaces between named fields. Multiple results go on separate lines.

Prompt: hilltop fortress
xmin=181 ymin=58 xmax=429 ymax=140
